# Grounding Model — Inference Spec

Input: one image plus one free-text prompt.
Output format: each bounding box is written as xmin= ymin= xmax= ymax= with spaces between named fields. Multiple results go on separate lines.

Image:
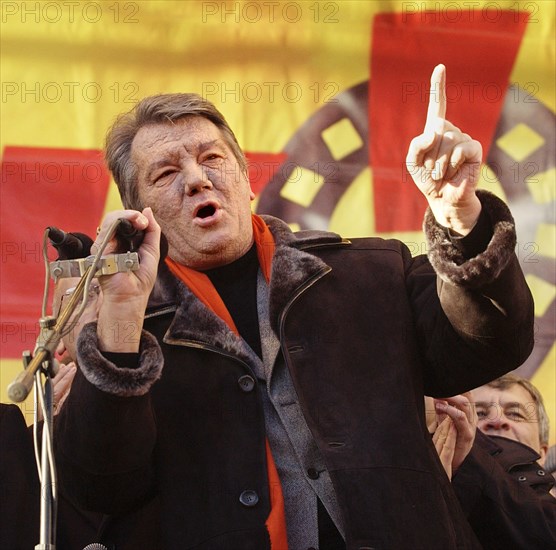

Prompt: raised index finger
xmin=425 ymin=64 xmax=447 ymax=131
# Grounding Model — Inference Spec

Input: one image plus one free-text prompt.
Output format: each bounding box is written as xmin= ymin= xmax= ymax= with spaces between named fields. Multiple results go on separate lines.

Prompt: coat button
xmin=239 ymin=490 xmax=259 ymax=507
xmin=307 ymin=468 xmax=320 ymax=480
xmin=238 ymin=375 xmax=255 ymax=392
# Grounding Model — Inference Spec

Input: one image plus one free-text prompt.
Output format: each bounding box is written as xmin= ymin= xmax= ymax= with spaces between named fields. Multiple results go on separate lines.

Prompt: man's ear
xmin=245 ymin=172 xmax=255 ymax=200
xmin=539 ymin=444 xmax=549 ymax=466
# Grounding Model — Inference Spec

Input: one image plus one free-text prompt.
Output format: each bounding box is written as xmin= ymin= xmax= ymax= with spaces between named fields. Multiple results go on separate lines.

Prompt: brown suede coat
xmin=56 ymin=191 xmax=534 ymax=549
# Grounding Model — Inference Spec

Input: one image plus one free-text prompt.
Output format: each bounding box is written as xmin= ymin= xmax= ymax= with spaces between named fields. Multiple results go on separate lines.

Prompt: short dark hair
xmin=105 ymin=93 xmax=247 ymax=209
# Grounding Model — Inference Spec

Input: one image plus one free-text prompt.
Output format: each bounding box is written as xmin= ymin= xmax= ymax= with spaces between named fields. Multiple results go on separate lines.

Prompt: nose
xmin=183 ymin=164 xmax=213 ymax=197
xmin=481 ymin=413 xmax=511 ymax=433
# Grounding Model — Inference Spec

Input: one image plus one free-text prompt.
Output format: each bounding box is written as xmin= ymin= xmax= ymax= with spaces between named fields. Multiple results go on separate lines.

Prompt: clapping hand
xmin=428 ymin=392 xmax=478 ymax=480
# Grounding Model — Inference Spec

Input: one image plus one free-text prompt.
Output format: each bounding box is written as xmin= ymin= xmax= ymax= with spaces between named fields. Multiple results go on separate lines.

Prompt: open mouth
xmin=196 ymin=204 xmax=216 ymax=219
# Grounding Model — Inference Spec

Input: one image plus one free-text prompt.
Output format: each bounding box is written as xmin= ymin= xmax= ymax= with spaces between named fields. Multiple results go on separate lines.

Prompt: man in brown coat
xmin=55 ymin=65 xmax=534 ymax=549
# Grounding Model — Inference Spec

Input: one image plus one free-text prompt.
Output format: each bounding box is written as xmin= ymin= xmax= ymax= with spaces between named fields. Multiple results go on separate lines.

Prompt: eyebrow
xmin=198 ymin=139 xmax=224 ymax=153
xmin=504 ymin=401 xmax=526 ymax=410
xmin=474 ymin=400 xmax=529 ymax=413
xmin=144 ymin=140 xmax=226 ymax=182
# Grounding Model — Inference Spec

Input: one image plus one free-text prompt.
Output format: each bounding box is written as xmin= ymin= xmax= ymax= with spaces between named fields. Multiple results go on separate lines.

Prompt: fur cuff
xmin=77 ymin=322 xmax=163 ymax=397
xmin=424 ymin=190 xmax=516 ymax=288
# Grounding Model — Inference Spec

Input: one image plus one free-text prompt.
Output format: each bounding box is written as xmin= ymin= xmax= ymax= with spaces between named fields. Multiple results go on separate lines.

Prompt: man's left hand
xmin=406 ymin=64 xmax=482 ymax=235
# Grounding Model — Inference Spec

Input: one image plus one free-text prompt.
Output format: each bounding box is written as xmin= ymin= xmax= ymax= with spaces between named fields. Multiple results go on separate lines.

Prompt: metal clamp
xmin=49 ymin=252 xmax=140 ymax=280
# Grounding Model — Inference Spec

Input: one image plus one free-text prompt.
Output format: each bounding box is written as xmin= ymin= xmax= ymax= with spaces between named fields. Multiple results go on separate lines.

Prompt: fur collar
xmin=150 ymin=216 xmax=339 ymax=358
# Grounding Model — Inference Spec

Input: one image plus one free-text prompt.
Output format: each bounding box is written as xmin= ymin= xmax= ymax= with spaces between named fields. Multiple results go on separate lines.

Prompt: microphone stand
xmin=7 ymin=219 xmax=141 ymax=550
xmin=35 ymin=375 xmax=55 ymax=550
xmin=10 ymin=266 xmax=96 ymax=550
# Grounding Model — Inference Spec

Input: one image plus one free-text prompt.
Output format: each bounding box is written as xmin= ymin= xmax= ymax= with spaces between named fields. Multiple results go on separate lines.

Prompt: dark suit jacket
xmin=453 ymin=430 xmax=556 ymax=549
xmin=0 ymin=402 xmax=160 ymax=550
xmin=0 ymin=404 xmax=40 ymax=550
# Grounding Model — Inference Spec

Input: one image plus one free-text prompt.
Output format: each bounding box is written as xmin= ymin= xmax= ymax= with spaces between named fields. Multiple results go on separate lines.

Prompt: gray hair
xmin=105 ymin=93 xmax=247 ymax=209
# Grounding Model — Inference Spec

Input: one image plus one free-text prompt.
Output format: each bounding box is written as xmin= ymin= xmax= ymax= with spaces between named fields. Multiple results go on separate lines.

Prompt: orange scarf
xmin=166 ymin=214 xmax=288 ymax=550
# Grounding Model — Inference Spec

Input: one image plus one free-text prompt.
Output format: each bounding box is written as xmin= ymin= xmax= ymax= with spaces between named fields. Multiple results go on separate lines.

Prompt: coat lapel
xmin=148 ymin=216 xmax=342 ymax=363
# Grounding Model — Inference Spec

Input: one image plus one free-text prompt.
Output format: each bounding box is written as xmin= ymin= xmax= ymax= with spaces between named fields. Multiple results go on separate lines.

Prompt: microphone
xmin=48 ymin=228 xmax=94 ymax=259
xmin=117 ymin=218 xmax=169 ymax=259
xmin=116 ymin=218 xmax=144 ymax=253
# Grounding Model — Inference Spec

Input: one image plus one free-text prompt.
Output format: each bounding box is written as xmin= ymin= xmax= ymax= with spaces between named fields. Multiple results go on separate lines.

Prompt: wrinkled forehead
xmin=472 ymin=384 xmax=534 ymax=408
xmin=131 ymin=116 xmax=226 ymax=160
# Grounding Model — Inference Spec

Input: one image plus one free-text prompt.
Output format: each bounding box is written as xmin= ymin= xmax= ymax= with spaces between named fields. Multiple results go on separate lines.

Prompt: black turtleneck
xmin=203 ymin=244 xmax=262 ymax=360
